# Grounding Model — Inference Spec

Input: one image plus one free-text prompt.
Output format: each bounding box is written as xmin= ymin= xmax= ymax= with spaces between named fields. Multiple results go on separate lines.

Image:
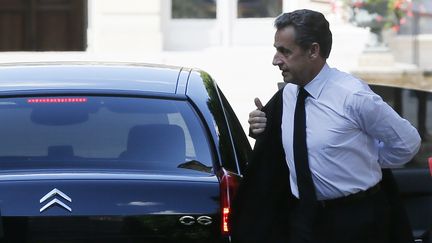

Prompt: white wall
xmin=389 ymin=34 xmax=432 ymax=69
xmin=86 ymin=0 xmax=363 ymax=56
xmin=88 ymin=0 xmax=163 ymax=53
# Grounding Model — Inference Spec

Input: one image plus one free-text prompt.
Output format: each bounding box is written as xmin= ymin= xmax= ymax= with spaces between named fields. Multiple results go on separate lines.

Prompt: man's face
xmin=272 ymin=26 xmax=311 ymax=86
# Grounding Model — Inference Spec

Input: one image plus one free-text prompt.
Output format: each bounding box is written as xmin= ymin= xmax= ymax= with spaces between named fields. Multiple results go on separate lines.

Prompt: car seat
xmin=120 ymin=124 xmax=186 ymax=163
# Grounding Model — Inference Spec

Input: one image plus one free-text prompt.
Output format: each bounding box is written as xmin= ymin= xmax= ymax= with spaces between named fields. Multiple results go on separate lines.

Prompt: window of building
xmin=172 ymin=0 xmax=216 ymax=19
xmin=237 ymin=0 xmax=282 ymax=18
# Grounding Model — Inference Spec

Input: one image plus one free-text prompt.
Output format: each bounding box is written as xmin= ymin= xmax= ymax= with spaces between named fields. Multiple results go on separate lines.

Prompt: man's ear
xmin=309 ymin=43 xmax=320 ymax=59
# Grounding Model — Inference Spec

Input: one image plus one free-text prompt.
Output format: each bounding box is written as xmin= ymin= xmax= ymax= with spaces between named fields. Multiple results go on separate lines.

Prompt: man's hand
xmin=248 ymin=98 xmax=267 ymax=135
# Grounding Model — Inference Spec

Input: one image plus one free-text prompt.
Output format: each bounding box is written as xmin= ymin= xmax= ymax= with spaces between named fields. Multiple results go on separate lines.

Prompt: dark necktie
xmin=293 ymin=87 xmax=316 ymax=202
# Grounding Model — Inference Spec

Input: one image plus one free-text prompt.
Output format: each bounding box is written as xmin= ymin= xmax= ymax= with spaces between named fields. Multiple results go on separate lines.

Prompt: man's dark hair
xmin=274 ymin=9 xmax=332 ymax=58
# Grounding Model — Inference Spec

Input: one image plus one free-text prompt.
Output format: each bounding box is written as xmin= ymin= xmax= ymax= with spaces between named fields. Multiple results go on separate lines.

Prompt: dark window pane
xmin=238 ymin=0 xmax=282 ymax=18
xmin=172 ymin=0 xmax=216 ymax=19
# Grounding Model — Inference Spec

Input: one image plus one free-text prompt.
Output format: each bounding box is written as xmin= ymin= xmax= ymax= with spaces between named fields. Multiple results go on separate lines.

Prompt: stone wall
xmin=388 ymin=34 xmax=432 ymax=70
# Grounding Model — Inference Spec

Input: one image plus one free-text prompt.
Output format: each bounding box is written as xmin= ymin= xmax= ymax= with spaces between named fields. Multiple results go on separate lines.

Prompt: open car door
xmin=370 ymin=84 xmax=432 ymax=243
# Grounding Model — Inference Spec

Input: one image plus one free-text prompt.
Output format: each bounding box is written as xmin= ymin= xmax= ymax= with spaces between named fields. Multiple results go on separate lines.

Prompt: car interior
xmin=119 ymin=124 xmax=186 ymax=164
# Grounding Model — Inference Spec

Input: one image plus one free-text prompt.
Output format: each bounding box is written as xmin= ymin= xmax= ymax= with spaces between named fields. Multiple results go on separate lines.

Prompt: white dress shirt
xmin=282 ymin=63 xmax=421 ymax=200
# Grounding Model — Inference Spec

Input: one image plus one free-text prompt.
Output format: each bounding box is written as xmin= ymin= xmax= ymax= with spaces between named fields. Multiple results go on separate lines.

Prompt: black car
xmin=0 ymin=62 xmax=251 ymax=242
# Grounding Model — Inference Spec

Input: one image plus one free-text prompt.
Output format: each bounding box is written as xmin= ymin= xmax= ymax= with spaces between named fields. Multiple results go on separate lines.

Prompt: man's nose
xmin=272 ymin=53 xmax=281 ymax=66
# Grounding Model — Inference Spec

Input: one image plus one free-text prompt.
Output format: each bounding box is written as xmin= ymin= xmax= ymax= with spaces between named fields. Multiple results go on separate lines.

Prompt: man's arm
xmin=347 ymin=90 xmax=421 ymax=167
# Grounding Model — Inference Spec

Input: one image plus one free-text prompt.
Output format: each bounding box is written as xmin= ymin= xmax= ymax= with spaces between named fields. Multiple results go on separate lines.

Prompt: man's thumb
xmin=254 ymin=97 xmax=263 ymax=110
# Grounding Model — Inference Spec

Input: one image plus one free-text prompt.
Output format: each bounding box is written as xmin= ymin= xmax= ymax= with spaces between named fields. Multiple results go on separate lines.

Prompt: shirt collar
xmin=302 ymin=63 xmax=330 ymax=99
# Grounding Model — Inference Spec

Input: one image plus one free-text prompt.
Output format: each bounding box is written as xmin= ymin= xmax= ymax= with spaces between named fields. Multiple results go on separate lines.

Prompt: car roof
xmin=0 ymin=62 xmax=189 ymax=95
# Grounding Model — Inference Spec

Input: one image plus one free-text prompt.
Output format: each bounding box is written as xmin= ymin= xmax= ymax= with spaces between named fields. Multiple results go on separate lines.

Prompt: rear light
xmin=27 ymin=97 xmax=87 ymax=103
xmin=219 ymin=168 xmax=240 ymax=237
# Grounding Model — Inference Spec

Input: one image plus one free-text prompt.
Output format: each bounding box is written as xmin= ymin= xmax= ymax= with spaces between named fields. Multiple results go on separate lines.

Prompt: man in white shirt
xmin=244 ymin=9 xmax=421 ymax=243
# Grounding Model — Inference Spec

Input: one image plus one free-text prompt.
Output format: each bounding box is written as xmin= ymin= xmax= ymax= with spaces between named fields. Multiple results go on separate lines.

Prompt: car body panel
xmin=0 ymin=175 xmax=219 ymax=216
xmin=0 ymin=63 xmax=182 ymax=94
xmin=2 ymin=215 xmax=223 ymax=243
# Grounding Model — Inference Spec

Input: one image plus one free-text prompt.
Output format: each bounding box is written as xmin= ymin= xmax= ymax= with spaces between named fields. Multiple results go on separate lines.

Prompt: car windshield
xmin=0 ymin=96 xmax=213 ymax=174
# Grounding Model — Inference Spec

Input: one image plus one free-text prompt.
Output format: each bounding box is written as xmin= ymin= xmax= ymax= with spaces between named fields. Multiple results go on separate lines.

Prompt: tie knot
xmin=298 ymin=87 xmax=309 ymax=100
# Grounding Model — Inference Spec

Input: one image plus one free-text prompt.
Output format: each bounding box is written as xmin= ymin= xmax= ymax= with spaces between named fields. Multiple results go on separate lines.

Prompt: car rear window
xmin=0 ymin=96 xmax=213 ymax=174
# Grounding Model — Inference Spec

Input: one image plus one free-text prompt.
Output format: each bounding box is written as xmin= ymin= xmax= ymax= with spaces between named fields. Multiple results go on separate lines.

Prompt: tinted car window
xmin=219 ymin=91 xmax=252 ymax=174
xmin=370 ymin=85 xmax=432 ymax=168
xmin=0 ymin=96 xmax=213 ymax=174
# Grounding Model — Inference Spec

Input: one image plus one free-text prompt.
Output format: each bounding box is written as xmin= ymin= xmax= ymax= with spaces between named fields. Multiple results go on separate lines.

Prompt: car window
xmin=0 ymin=96 xmax=213 ymax=174
xmin=369 ymin=85 xmax=432 ymax=168
xmin=219 ymin=90 xmax=251 ymax=174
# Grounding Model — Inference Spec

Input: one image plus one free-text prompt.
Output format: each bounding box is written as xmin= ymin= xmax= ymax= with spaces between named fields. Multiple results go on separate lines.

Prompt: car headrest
xmin=123 ymin=124 xmax=186 ymax=163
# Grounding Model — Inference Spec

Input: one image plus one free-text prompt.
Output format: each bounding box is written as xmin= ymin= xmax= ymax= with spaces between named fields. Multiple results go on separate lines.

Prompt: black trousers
xmin=283 ymin=186 xmax=391 ymax=243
